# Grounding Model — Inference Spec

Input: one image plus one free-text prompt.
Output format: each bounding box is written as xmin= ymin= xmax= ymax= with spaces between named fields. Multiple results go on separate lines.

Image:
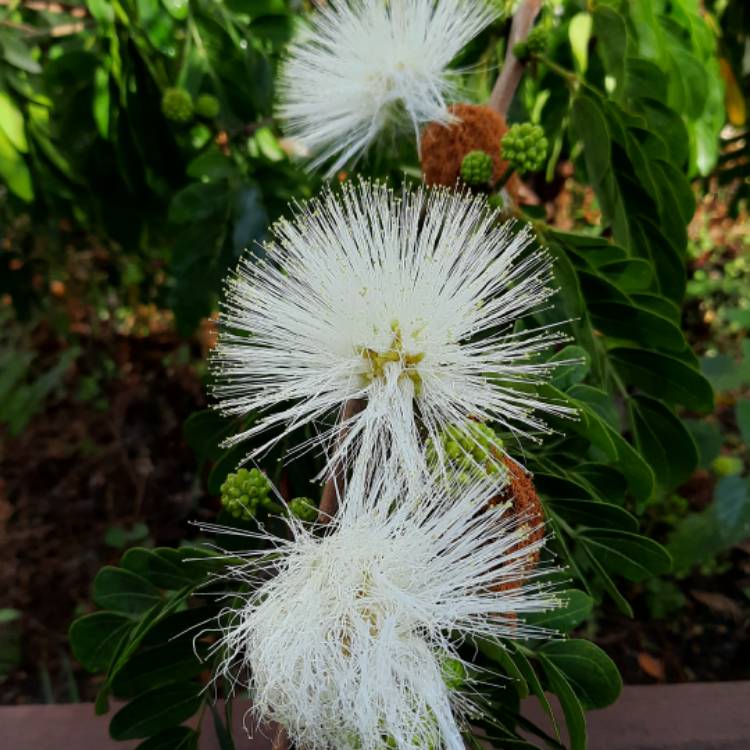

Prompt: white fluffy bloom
xmin=213 ymin=180 xmax=571 ymax=480
xmin=277 ymin=0 xmax=498 ymax=173
xmin=204 ymin=472 xmax=559 ymax=750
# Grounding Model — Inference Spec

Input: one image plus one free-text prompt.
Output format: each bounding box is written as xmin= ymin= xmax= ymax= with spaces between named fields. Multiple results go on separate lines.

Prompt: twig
xmin=488 ymin=0 xmax=542 ymax=117
xmin=318 ymin=398 xmax=365 ymax=522
xmin=272 ymin=725 xmax=289 ymax=750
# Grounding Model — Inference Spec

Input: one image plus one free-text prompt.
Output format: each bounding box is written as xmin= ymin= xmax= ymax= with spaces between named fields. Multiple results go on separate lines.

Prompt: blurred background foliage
xmin=0 ymin=0 xmax=749 ymax=745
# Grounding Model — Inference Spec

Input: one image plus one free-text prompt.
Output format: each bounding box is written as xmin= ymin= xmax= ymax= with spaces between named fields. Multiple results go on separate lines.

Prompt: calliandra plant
xmin=66 ymin=0 xmax=712 ymax=747
xmin=202 ymin=469 xmax=560 ymax=750
xmin=277 ymin=0 xmax=498 ymax=173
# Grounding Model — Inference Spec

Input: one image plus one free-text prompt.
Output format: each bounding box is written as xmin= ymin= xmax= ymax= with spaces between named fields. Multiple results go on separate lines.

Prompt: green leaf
xmin=112 ymin=639 xmax=205 ymax=698
xmin=630 ymin=395 xmax=698 ymax=491
xmin=69 ymin=612 xmax=133 ymax=672
xmin=209 ymin=703 xmax=237 ymax=750
xmin=121 ymin=548 xmax=197 ymax=590
xmin=589 ymin=301 xmax=685 ymax=351
xmin=549 ymin=345 xmax=589 ymax=391
xmin=110 ymin=683 xmax=203 ymax=740
xmin=571 ymin=95 xmax=610 ymax=187
xmin=598 ymin=259 xmax=653 ymax=292
xmin=538 ymin=655 xmax=586 ymax=750
xmin=136 ymin=727 xmax=198 ymax=750
xmin=539 ymin=640 xmax=622 ymax=710
xmin=668 ymin=476 xmax=750 ymax=571
xmin=477 ymin=639 xmax=528 ymax=699
xmin=0 ymin=30 xmax=42 ymax=73
xmin=593 ymin=6 xmax=628 ymax=95
xmin=0 ymin=128 xmax=33 ymax=202
xmin=93 ymin=567 xmax=161 ymax=615
xmin=579 ymin=544 xmax=633 ymax=617
xmin=169 ymin=182 xmax=231 ymax=224
xmin=161 ymin=0 xmax=189 ymax=20
xmin=524 ymin=590 xmax=593 ymax=633
xmin=736 ymin=400 xmax=750 ymax=446
xmin=569 ymin=13 xmax=593 ymax=74
xmin=0 ymin=93 xmax=28 ymax=153
xmin=683 ymin=419 xmax=723 ymax=469
xmin=579 ymin=529 xmax=672 ymax=582
xmin=610 ymin=348 xmax=714 ymax=412
xmin=546 ymin=498 xmax=638 ymax=532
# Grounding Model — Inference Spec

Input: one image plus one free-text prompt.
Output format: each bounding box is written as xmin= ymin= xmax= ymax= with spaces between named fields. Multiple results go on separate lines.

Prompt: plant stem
xmin=488 ymin=0 xmax=542 ymax=117
xmin=318 ymin=398 xmax=365 ymax=522
xmin=271 ymin=399 xmax=364 ymax=750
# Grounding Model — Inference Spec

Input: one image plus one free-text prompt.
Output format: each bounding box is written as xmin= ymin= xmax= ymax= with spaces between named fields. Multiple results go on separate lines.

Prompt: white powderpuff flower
xmin=277 ymin=0 xmax=498 ymax=174
xmin=213 ymin=180 xmax=572 ymax=480
xmin=204 ymin=472 xmax=560 ymax=750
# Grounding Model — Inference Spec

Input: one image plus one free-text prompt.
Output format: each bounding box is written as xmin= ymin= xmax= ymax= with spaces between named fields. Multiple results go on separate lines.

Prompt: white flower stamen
xmin=277 ymin=0 xmax=499 ymax=173
xmin=212 ymin=181 xmax=573 ymax=481
xmin=203 ymin=471 xmax=561 ymax=750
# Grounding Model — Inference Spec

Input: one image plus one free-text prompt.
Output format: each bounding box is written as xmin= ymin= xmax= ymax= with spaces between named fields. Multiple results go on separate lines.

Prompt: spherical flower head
xmin=288 ymin=496 xmax=319 ymax=522
xmin=207 ymin=472 xmax=560 ymax=750
xmin=512 ymin=24 xmax=549 ymax=61
xmin=213 ymin=181 xmax=573 ymax=481
xmin=195 ymin=93 xmax=220 ymax=119
xmin=426 ymin=421 xmax=509 ymax=486
xmin=220 ymin=468 xmax=271 ymax=520
xmin=277 ymin=0 xmax=498 ymax=174
xmin=161 ymin=87 xmax=194 ymax=123
xmin=501 ymin=123 xmax=549 ymax=174
xmin=460 ymin=150 xmax=494 ymax=186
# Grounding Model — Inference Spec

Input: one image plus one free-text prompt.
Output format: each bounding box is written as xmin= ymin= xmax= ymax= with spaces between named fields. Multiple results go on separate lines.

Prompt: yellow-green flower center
xmin=357 ymin=323 xmax=424 ymax=395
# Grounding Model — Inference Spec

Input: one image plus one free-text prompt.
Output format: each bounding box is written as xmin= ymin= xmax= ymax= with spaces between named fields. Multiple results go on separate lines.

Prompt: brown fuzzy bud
xmin=489 ymin=454 xmax=545 ymax=592
xmin=420 ymin=103 xmax=521 ymax=198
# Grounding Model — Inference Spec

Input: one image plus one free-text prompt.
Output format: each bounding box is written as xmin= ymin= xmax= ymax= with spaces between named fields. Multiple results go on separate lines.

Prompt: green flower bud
xmin=220 ymin=467 xmax=271 ymax=520
xmin=442 ymin=657 xmax=467 ymax=690
xmin=289 ymin=497 xmax=318 ymax=522
xmin=526 ymin=25 xmax=549 ymax=56
xmin=161 ymin=87 xmax=194 ymax=123
xmin=501 ymin=123 xmax=549 ymax=174
xmin=711 ymin=455 xmax=743 ymax=477
xmin=459 ymin=149 xmax=494 ymax=186
xmin=195 ymin=93 xmax=220 ymax=119
xmin=426 ymin=421 xmax=507 ymax=484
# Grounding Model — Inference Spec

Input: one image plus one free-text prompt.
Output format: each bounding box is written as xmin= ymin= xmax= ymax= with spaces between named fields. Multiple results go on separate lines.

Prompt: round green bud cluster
xmin=441 ymin=657 xmax=467 ymax=690
xmin=161 ymin=87 xmax=194 ymax=123
xmin=501 ymin=123 xmax=549 ymax=174
xmin=195 ymin=93 xmax=220 ymax=119
xmin=288 ymin=496 xmax=318 ymax=522
xmin=427 ymin=421 xmax=507 ymax=483
xmin=220 ymin=468 xmax=271 ymax=520
xmin=459 ymin=149 xmax=494 ymax=186
xmin=513 ymin=25 xmax=549 ymax=60
xmin=711 ymin=455 xmax=743 ymax=477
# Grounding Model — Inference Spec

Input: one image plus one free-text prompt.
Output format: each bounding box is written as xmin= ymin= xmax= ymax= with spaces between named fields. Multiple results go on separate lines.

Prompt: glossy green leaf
xmin=93 ymin=567 xmax=162 ymax=615
xmin=610 ymin=348 xmax=714 ymax=412
xmin=524 ymin=590 xmax=593 ymax=633
xmin=547 ymin=498 xmax=638 ymax=532
xmin=630 ymin=395 xmax=698 ymax=491
xmin=539 ymin=640 xmax=622 ymax=710
xmin=112 ymin=638 xmax=205 ymax=698
xmin=69 ymin=612 xmax=133 ymax=672
xmin=0 ymin=128 xmax=33 ymax=202
xmin=538 ymin=655 xmax=586 ymax=750
xmin=736 ymin=400 xmax=750 ymax=446
xmin=110 ymin=683 xmax=203 ymax=740
xmin=0 ymin=93 xmax=28 ymax=153
xmin=589 ymin=301 xmax=685 ymax=352
xmin=579 ymin=529 xmax=672 ymax=582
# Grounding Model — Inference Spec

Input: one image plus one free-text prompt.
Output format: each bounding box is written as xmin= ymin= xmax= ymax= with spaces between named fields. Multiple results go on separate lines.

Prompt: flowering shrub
xmin=31 ymin=0 xmax=728 ymax=748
